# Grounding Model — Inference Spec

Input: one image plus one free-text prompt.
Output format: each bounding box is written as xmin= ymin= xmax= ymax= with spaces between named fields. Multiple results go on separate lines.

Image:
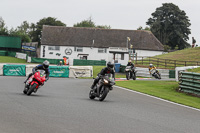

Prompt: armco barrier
xmin=3 ymin=64 xmax=26 ymax=76
xmin=69 ymin=66 xmax=93 ymax=78
xmin=135 ymin=67 xmax=169 ymax=78
xmin=179 ymin=72 xmax=200 ymax=96
xmin=49 ymin=66 xmax=69 ymax=77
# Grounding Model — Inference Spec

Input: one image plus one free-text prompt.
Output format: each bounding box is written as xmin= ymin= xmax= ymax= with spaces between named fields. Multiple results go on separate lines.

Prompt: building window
xmin=74 ymin=47 xmax=83 ymax=52
xmin=48 ymin=46 xmax=60 ymax=51
xmin=98 ymin=48 xmax=107 ymax=53
xmin=128 ymin=49 xmax=133 ymax=54
xmin=121 ymin=54 xmax=124 ymax=60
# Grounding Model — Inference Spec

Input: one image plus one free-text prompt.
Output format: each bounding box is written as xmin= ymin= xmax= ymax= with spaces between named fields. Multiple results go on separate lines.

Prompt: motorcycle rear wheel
xmin=27 ymin=83 xmax=37 ymax=96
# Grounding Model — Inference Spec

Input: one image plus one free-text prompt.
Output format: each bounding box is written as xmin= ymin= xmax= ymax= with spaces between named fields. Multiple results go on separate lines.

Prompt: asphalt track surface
xmin=0 ymin=76 xmax=200 ymax=133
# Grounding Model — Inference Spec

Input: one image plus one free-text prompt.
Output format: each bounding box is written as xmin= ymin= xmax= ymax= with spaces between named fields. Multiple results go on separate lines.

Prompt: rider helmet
xmin=107 ymin=62 xmax=114 ymax=70
xmin=43 ymin=60 xmax=49 ymax=68
xmin=149 ymin=64 xmax=153 ymax=68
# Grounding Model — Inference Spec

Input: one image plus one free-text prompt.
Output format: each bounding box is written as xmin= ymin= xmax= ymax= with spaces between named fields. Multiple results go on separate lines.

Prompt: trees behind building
xmin=146 ymin=3 xmax=191 ymax=50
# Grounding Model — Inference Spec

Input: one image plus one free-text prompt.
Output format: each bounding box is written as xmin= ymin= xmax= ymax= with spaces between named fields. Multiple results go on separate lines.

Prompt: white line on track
xmin=115 ymin=85 xmax=200 ymax=112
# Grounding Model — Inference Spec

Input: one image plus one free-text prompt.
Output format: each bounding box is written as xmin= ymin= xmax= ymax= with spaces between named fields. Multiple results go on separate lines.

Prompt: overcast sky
xmin=1 ymin=0 xmax=199 ymax=45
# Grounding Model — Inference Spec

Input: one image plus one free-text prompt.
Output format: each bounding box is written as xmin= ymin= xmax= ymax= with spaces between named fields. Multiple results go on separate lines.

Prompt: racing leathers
xmin=91 ymin=67 xmax=115 ymax=89
xmin=24 ymin=64 xmax=50 ymax=84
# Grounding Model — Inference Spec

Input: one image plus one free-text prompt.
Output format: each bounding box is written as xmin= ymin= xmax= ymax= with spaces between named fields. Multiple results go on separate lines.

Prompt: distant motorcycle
xmin=89 ymin=74 xmax=115 ymax=101
xmin=23 ymin=70 xmax=46 ymax=96
xmin=125 ymin=66 xmax=136 ymax=80
xmin=150 ymin=68 xmax=161 ymax=79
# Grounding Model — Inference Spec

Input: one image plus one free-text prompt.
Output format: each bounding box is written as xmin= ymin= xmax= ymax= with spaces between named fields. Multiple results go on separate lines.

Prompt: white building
xmin=40 ymin=26 xmax=164 ymax=65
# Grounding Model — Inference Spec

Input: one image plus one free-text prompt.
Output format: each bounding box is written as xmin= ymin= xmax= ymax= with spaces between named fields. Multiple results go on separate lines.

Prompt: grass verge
xmin=116 ymin=80 xmax=200 ymax=109
xmin=187 ymin=67 xmax=200 ymax=73
xmin=0 ymin=56 xmax=27 ymax=63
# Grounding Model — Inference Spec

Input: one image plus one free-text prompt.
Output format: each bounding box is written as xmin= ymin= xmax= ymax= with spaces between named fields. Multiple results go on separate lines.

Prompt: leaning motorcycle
xmin=89 ymin=74 xmax=115 ymax=101
xmin=150 ymin=68 xmax=161 ymax=79
xmin=23 ymin=70 xmax=46 ymax=96
xmin=125 ymin=66 xmax=136 ymax=80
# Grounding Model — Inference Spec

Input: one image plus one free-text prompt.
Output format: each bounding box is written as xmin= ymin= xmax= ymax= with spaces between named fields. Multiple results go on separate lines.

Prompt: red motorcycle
xmin=23 ymin=70 xmax=46 ymax=96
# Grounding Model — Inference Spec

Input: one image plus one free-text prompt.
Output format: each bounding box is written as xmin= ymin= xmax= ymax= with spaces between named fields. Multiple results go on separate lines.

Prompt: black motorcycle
xmin=89 ymin=74 xmax=115 ymax=101
xmin=125 ymin=66 xmax=136 ymax=80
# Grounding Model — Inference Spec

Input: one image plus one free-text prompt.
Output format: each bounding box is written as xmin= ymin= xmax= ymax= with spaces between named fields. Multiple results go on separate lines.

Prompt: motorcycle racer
xmin=91 ymin=62 xmax=115 ymax=90
xmin=24 ymin=60 xmax=50 ymax=84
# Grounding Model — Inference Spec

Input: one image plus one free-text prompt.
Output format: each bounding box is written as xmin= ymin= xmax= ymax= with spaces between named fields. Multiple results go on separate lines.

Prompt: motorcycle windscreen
xmin=104 ymin=73 xmax=115 ymax=83
xmin=150 ymin=69 xmax=156 ymax=74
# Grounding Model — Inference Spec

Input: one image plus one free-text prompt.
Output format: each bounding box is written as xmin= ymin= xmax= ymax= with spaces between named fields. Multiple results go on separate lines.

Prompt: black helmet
xmin=107 ymin=62 xmax=114 ymax=70
xmin=43 ymin=60 xmax=49 ymax=68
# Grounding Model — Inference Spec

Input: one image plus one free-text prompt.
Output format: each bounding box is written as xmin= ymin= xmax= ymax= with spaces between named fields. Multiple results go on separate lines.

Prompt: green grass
xmin=93 ymin=66 xmax=130 ymax=78
xmin=0 ymin=56 xmax=27 ymax=63
xmin=116 ymin=80 xmax=200 ymax=109
xmin=187 ymin=67 xmax=200 ymax=73
xmin=134 ymin=47 xmax=200 ymax=69
xmin=154 ymin=47 xmax=200 ymax=61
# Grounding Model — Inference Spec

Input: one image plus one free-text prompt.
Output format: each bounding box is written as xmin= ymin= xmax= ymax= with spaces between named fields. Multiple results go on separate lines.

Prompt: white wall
xmin=40 ymin=45 xmax=129 ymax=66
xmin=135 ymin=50 xmax=164 ymax=58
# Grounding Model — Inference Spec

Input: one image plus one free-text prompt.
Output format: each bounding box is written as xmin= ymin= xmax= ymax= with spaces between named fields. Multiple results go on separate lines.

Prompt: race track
xmin=0 ymin=76 xmax=200 ymax=133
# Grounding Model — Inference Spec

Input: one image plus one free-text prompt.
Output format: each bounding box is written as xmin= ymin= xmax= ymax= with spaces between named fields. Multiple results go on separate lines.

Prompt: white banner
xmin=16 ymin=52 xmax=27 ymax=59
xmin=69 ymin=66 xmax=93 ymax=78
xmin=0 ymin=64 xmax=5 ymax=75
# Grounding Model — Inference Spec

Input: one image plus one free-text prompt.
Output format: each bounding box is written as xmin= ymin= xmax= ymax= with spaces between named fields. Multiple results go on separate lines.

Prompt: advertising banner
xmin=49 ymin=66 xmax=69 ymax=77
xmin=3 ymin=64 xmax=26 ymax=76
xmin=0 ymin=64 xmax=5 ymax=75
xmin=22 ymin=45 xmax=36 ymax=51
xmin=69 ymin=66 xmax=93 ymax=78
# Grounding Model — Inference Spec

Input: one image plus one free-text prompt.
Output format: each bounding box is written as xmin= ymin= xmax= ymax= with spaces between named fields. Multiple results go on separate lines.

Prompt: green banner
xmin=3 ymin=64 xmax=26 ymax=76
xmin=49 ymin=66 xmax=69 ymax=77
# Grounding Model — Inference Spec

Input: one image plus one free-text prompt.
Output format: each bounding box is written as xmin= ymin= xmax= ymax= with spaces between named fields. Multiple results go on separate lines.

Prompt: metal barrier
xmin=179 ymin=72 xmax=200 ymax=96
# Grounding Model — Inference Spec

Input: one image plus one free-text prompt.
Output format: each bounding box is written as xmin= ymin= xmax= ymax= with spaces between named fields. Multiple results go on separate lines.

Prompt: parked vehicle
xmin=125 ymin=66 xmax=136 ymax=80
xmin=23 ymin=70 xmax=46 ymax=96
xmin=150 ymin=68 xmax=161 ymax=79
xmin=89 ymin=74 xmax=115 ymax=101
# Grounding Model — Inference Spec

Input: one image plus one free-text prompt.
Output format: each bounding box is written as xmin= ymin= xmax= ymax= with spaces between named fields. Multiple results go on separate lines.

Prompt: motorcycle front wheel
xmin=27 ymin=83 xmax=37 ymax=96
xmin=99 ymin=86 xmax=109 ymax=101
xmin=126 ymin=72 xmax=130 ymax=80
xmin=132 ymin=72 xmax=136 ymax=80
xmin=89 ymin=90 xmax=96 ymax=99
xmin=23 ymin=84 xmax=28 ymax=94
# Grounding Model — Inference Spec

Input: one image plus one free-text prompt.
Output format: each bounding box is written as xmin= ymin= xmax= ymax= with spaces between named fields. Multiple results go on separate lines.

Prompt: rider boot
xmin=91 ymin=83 xmax=95 ymax=89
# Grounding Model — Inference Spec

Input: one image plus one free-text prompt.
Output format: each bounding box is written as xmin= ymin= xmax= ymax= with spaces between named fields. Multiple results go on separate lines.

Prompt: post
xmin=149 ymin=57 xmax=150 ymax=64
xmin=174 ymin=60 xmax=176 ymax=68
xmin=142 ymin=57 xmax=143 ymax=64
xmin=157 ymin=58 xmax=159 ymax=67
xmin=136 ymin=53 xmax=137 ymax=64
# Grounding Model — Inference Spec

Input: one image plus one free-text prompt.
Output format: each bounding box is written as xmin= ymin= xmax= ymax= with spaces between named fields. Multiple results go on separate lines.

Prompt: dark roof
xmin=41 ymin=25 xmax=164 ymax=51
